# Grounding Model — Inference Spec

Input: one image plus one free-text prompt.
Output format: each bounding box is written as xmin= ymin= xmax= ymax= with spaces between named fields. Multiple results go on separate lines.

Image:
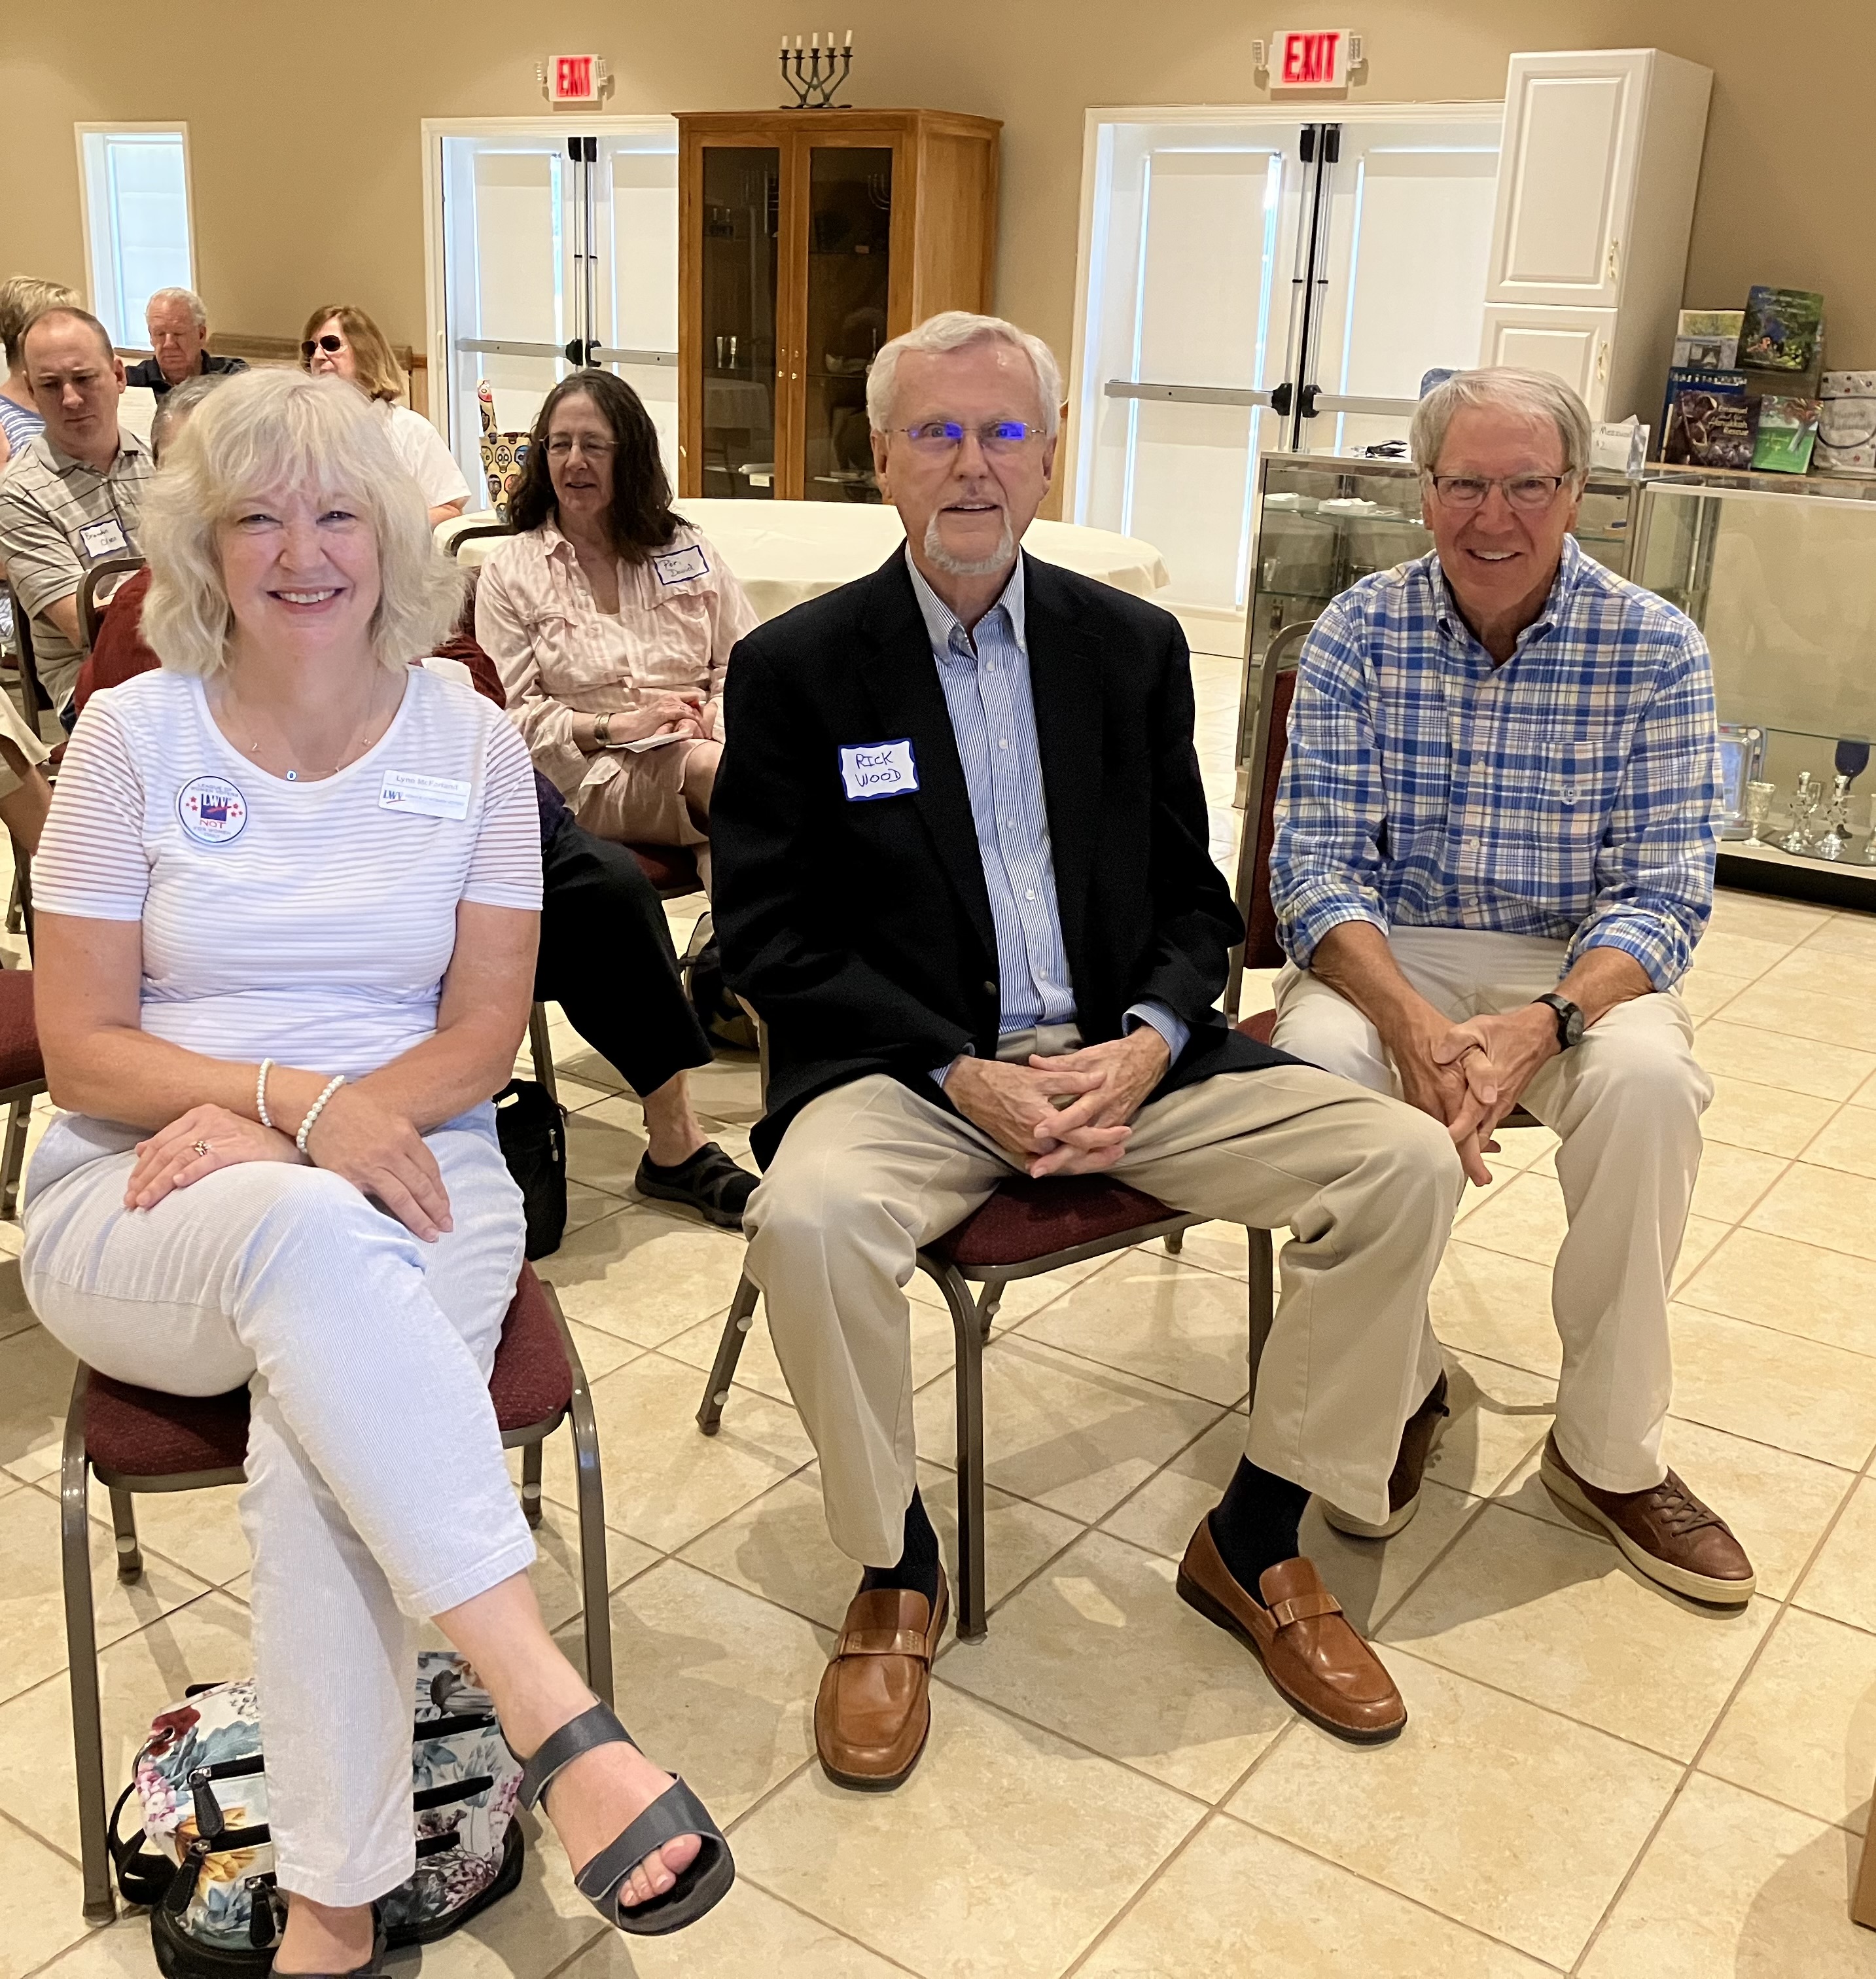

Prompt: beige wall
xmin=4 ymin=0 xmax=1871 ymax=379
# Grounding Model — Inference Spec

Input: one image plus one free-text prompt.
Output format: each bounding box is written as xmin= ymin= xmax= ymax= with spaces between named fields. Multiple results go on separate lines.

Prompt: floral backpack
xmin=111 ymin=1652 xmax=523 ymax=1977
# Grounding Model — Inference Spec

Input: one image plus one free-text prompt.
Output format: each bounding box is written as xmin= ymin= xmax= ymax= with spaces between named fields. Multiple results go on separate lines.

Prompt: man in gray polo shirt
xmin=0 ymin=306 xmax=152 ymax=715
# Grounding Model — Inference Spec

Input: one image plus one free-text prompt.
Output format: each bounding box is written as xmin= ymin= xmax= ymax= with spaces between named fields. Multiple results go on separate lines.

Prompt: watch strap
xmin=1534 ymin=992 xmax=1580 ymax=1048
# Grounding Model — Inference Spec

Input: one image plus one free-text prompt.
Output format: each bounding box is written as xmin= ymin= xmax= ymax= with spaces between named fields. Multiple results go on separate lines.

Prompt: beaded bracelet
xmin=296 ymin=1074 xmax=347 ymax=1156
xmin=256 ymin=1059 xmax=276 ymax=1130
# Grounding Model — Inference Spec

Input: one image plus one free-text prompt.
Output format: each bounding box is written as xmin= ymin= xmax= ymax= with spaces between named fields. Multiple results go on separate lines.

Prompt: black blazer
xmin=712 ymin=548 xmax=1292 ymax=1166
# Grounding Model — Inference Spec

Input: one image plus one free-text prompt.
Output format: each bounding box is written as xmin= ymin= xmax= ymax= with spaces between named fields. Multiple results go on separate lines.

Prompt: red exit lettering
xmin=554 ymin=55 xmax=595 ymax=99
xmin=1281 ymin=31 xmax=1341 ymax=84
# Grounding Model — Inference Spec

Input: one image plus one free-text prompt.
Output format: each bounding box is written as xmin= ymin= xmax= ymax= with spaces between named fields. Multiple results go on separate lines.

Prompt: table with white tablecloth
xmin=440 ymin=499 xmax=1169 ymax=622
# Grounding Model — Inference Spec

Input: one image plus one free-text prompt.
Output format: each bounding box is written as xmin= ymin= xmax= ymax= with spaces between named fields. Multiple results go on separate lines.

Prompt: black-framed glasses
xmin=300 ymin=334 xmax=344 ymax=359
xmin=1426 ymin=472 xmax=1572 ymax=512
xmin=896 ymin=419 xmax=1040 ymax=454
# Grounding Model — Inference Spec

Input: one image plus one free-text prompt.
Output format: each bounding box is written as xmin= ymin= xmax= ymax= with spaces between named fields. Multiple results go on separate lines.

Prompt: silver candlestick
xmin=1743 ymin=779 xmax=1776 ymax=846
xmin=1818 ymin=774 xmax=1854 ymax=860
xmin=1782 ymin=770 xmax=1821 ymax=855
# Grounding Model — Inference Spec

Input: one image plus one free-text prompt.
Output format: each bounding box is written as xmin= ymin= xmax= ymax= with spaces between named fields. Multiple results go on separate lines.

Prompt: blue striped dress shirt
xmin=906 ymin=550 xmax=1188 ymax=1082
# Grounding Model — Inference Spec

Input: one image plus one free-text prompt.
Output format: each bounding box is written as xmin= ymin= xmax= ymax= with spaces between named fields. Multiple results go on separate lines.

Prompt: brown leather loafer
xmin=815 ymin=1569 xmax=949 ymax=1791
xmin=1323 ymin=1369 xmax=1450 ymax=1540
xmin=1177 ymin=1517 xmax=1406 ymax=1743
xmin=1540 ymin=1435 xmax=1756 ymax=1605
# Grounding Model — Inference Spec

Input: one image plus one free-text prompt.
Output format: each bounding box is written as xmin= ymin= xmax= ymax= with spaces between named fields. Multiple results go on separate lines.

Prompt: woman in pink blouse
xmin=475 ymin=375 xmax=756 ymax=879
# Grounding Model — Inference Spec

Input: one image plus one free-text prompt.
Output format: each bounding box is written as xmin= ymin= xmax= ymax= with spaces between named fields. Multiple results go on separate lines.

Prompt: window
xmin=77 ymin=126 xmax=194 ymax=348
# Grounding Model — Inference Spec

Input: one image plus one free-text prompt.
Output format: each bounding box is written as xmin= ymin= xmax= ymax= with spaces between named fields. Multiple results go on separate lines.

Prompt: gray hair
xmin=866 ymin=311 xmax=1062 ymax=437
xmin=149 ymin=370 xmax=230 ymax=460
xmin=142 ymin=368 xmax=463 ymax=678
xmin=147 ymin=285 xmax=209 ymax=330
xmin=1409 ymin=366 xmax=1591 ymax=482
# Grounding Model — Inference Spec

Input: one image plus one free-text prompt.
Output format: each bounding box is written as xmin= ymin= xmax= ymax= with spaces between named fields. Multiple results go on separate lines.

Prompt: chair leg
xmin=1163 ymin=1228 xmax=1184 ymax=1256
xmin=61 ymin=1368 xmax=115 ymax=1925
xmin=4 ymin=868 xmax=18 ymax=935
xmin=544 ymin=1287 xmax=613 ymax=1709
xmin=1 ymin=1095 xmax=29 ymax=1220
xmin=108 ymin=1488 xmax=143 ymax=1581
xmin=528 ymin=1003 xmax=559 ymax=1108
xmin=930 ymin=1262 xmax=989 ymax=1643
xmin=520 ymin=1442 xmax=544 ymax=1529
xmin=1246 ymin=1228 xmax=1275 ymax=1410
xmin=696 ymin=1272 xmax=759 ymax=1435
xmin=976 ymin=1284 xmax=1003 ymax=1342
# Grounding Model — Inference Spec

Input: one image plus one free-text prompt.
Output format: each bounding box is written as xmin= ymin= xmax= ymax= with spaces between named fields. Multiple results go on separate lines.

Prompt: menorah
xmin=779 ymin=30 xmax=853 ymax=109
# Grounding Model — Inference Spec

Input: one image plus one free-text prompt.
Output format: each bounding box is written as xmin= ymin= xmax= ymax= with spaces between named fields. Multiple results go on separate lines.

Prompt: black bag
xmin=494 ymin=1079 xmax=567 ymax=1258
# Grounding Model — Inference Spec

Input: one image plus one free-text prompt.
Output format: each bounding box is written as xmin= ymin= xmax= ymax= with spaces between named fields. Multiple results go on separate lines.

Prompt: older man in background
xmin=0 ymin=305 xmax=152 ymax=716
xmin=1269 ymin=366 xmax=1752 ymax=1605
xmin=123 ymin=286 xmax=248 ymax=397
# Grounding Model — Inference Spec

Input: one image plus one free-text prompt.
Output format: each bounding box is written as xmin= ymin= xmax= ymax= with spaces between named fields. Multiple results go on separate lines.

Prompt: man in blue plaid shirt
xmin=1269 ymin=368 xmax=1754 ymax=1607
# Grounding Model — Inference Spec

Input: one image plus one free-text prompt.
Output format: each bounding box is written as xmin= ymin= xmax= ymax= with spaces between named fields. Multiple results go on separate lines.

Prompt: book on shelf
xmin=1739 ymin=286 xmax=1825 ymax=374
xmin=1671 ymin=308 xmax=1744 ymax=370
xmin=1660 ymin=368 xmax=1754 ymax=467
xmin=1750 ymin=396 xmax=1822 ymax=473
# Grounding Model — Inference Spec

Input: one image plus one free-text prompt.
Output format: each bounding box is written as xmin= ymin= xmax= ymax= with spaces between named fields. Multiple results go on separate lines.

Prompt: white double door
xmin=1070 ymin=105 xmax=1503 ymax=631
xmin=427 ymin=118 xmax=680 ymax=499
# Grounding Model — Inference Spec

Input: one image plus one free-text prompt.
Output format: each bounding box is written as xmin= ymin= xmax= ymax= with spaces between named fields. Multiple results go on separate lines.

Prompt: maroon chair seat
xmin=0 ymin=969 xmax=44 ymax=1088
xmin=1241 ymin=1008 xmax=1278 ymax=1047
xmin=928 ymin=1175 xmax=1183 ymax=1272
xmin=487 ymin=1263 xmax=575 ymax=1428
xmin=628 ymin=843 xmax=701 ymax=895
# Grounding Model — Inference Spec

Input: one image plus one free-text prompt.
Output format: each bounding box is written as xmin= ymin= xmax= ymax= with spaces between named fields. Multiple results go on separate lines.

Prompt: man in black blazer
xmin=713 ymin=313 xmax=1461 ymax=1791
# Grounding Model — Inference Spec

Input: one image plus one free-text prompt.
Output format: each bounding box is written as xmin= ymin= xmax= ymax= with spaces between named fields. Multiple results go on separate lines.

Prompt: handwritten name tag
xmin=839 ymin=739 xmax=919 ymax=801
xmin=77 ymin=516 xmax=130 ymax=560
xmin=651 ymin=544 xmax=709 ymax=587
xmin=379 ymin=771 xmax=470 ymax=820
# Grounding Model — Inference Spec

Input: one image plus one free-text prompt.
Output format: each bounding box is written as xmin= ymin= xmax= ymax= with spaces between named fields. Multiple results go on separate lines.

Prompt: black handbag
xmin=493 ymin=1079 xmax=567 ymax=1259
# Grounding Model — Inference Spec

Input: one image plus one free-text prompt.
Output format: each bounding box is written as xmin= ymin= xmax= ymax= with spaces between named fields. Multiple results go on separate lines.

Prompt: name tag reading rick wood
xmin=379 ymin=771 xmax=470 ymax=820
xmin=840 ymin=740 xmax=919 ymax=801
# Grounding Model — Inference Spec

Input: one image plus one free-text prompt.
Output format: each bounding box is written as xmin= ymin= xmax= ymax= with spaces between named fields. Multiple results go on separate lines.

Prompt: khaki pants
xmin=1272 ymin=926 xmax=1711 ymax=1493
xmin=744 ymin=1063 xmax=1461 ymax=1565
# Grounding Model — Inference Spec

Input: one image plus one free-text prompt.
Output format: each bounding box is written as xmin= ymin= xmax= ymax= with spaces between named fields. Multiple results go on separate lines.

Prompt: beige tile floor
xmin=7 ymin=654 xmax=1876 ymax=1974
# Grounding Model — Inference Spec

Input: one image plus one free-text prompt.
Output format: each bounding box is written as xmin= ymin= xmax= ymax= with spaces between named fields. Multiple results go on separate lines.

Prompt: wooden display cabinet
xmin=677 ymin=108 xmax=1000 ymax=503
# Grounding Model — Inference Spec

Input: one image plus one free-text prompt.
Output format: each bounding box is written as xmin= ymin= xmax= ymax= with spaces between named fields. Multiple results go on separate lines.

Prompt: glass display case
xmin=1631 ymin=465 xmax=1876 ymax=903
xmin=697 ymin=145 xmax=781 ymax=499
xmin=1236 ymin=452 xmax=1642 ymax=773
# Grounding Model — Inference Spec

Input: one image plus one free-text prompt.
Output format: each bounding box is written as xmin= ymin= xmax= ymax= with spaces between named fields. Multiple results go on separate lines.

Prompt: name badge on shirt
xmin=650 ymin=544 xmax=709 ymax=587
xmin=177 ymin=775 xmax=249 ymax=846
xmin=379 ymin=771 xmax=470 ymax=821
xmin=840 ymin=739 xmax=919 ymax=801
xmin=77 ymin=516 xmax=130 ymax=560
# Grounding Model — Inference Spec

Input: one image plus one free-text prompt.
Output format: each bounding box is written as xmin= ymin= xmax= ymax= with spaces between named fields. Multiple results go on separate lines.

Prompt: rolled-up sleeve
xmin=474 ymin=548 xmax=588 ymax=796
xmin=1567 ymin=625 xmax=1718 ymax=990
xmin=1269 ymin=605 xmax=1393 ymax=968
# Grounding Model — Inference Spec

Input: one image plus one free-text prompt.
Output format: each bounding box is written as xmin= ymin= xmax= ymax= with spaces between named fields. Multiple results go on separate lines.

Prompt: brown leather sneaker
xmin=1322 ymin=1370 xmax=1449 ymax=1540
xmin=1540 ymin=1435 xmax=1756 ymax=1605
xmin=814 ymin=1570 xmax=949 ymax=1791
xmin=1177 ymin=1516 xmax=1406 ymax=1743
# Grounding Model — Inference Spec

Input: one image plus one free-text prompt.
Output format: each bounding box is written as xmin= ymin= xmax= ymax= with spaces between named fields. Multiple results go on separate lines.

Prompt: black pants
xmin=535 ymin=813 xmax=713 ymax=1099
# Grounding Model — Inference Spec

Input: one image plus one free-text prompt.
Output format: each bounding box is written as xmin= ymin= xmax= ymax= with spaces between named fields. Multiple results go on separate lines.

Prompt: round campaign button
xmin=177 ymin=774 xmax=249 ymax=846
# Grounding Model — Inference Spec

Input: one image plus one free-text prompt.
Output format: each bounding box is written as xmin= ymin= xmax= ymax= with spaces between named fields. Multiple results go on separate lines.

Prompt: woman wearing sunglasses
xmin=301 ymin=304 xmax=470 ymax=528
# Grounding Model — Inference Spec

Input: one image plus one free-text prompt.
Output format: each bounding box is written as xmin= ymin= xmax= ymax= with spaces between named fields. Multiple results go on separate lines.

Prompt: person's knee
xmin=1273 ymin=999 xmax=1390 ymax=1091
xmin=1343 ymin=1092 xmax=1462 ymax=1211
xmin=232 ymin=1166 xmax=421 ymax=1297
xmin=1572 ymin=1030 xmax=1708 ymax=1130
xmin=746 ymin=1154 xmax=913 ymax=1283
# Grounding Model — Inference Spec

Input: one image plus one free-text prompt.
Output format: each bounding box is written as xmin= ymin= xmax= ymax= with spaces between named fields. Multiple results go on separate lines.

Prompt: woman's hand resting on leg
xmin=299 ymin=1087 xmax=454 ymax=1242
xmin=124 ymin=1105 xmax=302 ymax=1211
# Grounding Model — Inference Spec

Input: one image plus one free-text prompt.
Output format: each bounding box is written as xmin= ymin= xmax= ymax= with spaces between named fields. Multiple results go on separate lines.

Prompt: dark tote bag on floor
xmin=494 ymin=1079 xmax=567 ymax=1259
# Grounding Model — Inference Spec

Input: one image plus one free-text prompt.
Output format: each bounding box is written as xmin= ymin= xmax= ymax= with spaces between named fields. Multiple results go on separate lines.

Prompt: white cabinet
xmin=1480 ymin=49 xmax=1711 ymax=425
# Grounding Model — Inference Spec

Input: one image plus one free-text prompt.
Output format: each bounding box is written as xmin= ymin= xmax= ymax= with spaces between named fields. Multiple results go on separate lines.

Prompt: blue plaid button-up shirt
xmin=1271 ymin=536 xmax=1719 ymax=990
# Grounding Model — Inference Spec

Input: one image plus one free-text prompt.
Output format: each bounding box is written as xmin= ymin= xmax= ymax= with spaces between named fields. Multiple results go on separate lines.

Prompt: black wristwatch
xmin=1532 ymin=992 xmax=1585 ymax=1050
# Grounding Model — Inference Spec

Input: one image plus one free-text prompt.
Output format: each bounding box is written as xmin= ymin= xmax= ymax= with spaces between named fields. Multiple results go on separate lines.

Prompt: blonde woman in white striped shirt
xmin=20 ymin=371 xmax=730 ymax=1969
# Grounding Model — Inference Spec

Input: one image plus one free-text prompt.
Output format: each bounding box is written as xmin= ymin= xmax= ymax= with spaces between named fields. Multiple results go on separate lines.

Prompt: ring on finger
xmin=191 ymin=1139 xmax=211 ymax=1157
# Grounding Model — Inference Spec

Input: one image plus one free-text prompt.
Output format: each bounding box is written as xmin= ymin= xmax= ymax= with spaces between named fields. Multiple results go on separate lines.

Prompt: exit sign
xmin=550 ymin=54 xmax=601 ymax=103
xmin=1270 ymin=28 xmax=1351 ymax=89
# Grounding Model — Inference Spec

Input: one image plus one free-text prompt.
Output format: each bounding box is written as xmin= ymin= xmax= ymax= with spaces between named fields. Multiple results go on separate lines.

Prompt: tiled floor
xmin=7 ymin=654 xmax=1876 ymax=1973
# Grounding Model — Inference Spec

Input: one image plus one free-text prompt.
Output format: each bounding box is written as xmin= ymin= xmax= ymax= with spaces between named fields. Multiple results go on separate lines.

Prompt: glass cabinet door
xmin=802 ymin=144 xmax=893 ymax=503
xmin=699 ymin=146 xmax=781 ymax=498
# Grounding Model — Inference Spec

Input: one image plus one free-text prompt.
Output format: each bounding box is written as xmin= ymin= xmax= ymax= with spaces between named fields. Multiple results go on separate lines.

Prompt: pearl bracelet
xmin=256 ymin=1059 xmax=275 ymax=1130
xmin=296 ymin=1074 xmax=347 ymax=1156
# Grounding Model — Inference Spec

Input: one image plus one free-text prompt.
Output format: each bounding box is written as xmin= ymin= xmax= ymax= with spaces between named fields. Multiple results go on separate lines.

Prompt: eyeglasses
xmin=544 ymin=435 xmax=618 ymax=459
xmin=896 ymin=419 xmax=1040 ymax=454
xmin=1426 ymin=472 xmax=1572 ymax=512
xmin=300 ymin=334 xmax=344 ymax=359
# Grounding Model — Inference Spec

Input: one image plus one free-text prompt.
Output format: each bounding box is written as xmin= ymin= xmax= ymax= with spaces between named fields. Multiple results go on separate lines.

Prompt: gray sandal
xmin=516 ymin=1703 xmax=734 ymax=1936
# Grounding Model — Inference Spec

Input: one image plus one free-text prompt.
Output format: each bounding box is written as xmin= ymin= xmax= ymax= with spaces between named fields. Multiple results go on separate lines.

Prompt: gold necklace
xmin=221 ymin=674 xmax=389 ymax=783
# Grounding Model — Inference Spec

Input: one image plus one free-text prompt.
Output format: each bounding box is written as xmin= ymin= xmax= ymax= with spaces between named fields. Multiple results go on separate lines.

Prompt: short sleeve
xmin=32 ymin=698 xmax=150 ymax=920
xmin=463 ymin=714 xmax=544 ymax=910
xmin=395 ymin=410 xmax=472 ymax=508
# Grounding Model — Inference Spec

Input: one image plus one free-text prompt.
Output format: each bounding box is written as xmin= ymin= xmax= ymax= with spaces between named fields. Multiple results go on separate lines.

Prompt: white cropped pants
xmin=21 ymin=1109 xmax=534 ymax=1907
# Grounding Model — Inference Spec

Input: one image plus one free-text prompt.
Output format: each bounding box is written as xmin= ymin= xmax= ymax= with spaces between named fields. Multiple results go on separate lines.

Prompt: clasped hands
xmin=122 ymin=1084 xmax=455 ymax=1242
xmin=946 ymin=1027 xmax=1171 ymax=1179
xmin=593 ymin=690 xmax=713 ymax=747
xmin=1398 ymin=1003 xmax=1559 ymax=1188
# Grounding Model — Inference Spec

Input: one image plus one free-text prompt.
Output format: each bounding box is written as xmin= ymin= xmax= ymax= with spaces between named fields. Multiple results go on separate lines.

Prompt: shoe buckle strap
xmin=1267 ymin=1589 xmax=1341 ymax=1630
xmin=836 ymin=1627 xmax=930 ymax=1660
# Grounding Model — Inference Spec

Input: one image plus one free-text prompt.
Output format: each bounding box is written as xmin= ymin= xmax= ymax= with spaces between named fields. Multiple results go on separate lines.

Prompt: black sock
xmin=859 ymin=1488 xmax=940 ymax=1606
xmin=1209 ymin=1457 xmax=1310 ymax=1594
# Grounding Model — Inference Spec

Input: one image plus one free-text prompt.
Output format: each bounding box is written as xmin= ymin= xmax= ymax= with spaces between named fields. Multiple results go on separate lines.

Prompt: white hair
xmin=1409 ymin=366 xmax=1591 ymax=481
xmin=147 ymin=285 xmax=209 ymax=330
xmin=865 ymin=311 xmax=1062 ymax=437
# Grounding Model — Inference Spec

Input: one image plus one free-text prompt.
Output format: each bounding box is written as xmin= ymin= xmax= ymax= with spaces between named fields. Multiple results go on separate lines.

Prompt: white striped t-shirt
xmin=35 ymin=665 xmax=542 ymax=1079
